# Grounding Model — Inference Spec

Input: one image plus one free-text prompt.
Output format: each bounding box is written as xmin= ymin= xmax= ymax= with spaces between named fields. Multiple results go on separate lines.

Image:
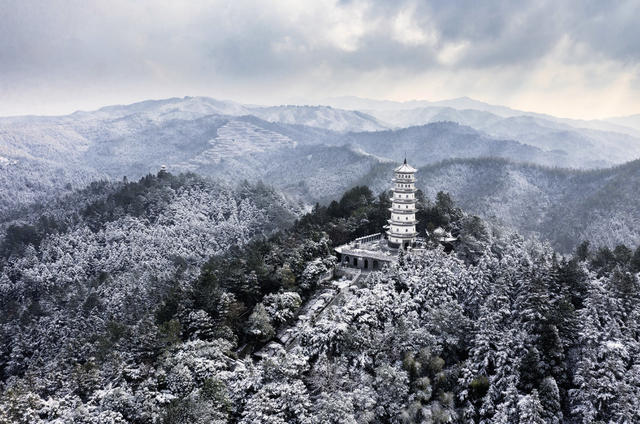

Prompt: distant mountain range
xmin=365 ymin=107 xmax=640 ymax=167
xmin=324 ymin=95 xmax=524 ymax=116
xmin=2 ymin=95 xmax=640 ymax=251
xmin=0 ymin=96 xmax=569 ymax=211
xmin=247 ymin=105 xmax=387 ymax=132
xmin=324 ymin=95 xmax=640 ymax=135
xmin=607 ymin=114 xmax=640 ymax=133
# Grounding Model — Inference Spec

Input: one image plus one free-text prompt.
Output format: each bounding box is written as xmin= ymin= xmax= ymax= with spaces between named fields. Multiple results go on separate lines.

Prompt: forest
xmin=0 ymin=172 xmax=639 ymax=423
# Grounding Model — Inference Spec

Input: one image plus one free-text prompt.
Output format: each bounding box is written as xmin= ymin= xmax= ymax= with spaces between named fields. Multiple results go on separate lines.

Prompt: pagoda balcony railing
xmin=392 ymin=198 xmax=417 ymax=204
xmin=388 ymin=219 xmax=418 ymax=226
xmin=389 ymin=207 xmax=415 ymax=214
xmin=392 ymin=177 xmax=415 ymax=183
xmin=393 ymin=187 xmax=417 ymax=193
xmin=353 ymin=233 xmax=383 ymax=244
xmin=386 ymin=230 xmax=418 ymax=238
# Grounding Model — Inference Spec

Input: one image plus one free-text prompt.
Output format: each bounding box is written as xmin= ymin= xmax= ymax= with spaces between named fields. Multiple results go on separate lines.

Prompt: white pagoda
xmin=387 ymin=158 xmax=418 ymax=249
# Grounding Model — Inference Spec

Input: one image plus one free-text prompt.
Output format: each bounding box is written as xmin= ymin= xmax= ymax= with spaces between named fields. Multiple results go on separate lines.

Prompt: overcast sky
xmin=1 ymin=0 xmax=639 ymax=118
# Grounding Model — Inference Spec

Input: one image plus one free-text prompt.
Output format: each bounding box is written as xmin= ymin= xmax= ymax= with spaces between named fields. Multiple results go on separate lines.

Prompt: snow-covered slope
xmin=183 ymin=120 xmax=297 ymax=167
xmin=331 ymin=122 xmax=574 ymax=168
xmin=324 ymin=95 xmax=529 ymax=116
xmin=360 ymin=157 xmax=640 ymax=252
xmin=606 ymin=113 xmax=640 ymax=133
xmin=0 ymin=98 xmax=384 ymax=212
xmin=367 ymin=107 xmax=640 ymax=167
xmin=248 ymin=105 xmax=388 ymax=132
xmin=0 ymin=98 xmax=572 ymax=215
xmin=3 ymin=95 xmax=640 ymax=229
xmin=79 ymin=96 xmax=250 ymax=121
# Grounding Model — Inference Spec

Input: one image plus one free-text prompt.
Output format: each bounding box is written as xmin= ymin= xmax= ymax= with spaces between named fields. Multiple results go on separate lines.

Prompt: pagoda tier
xmin=391 ymin=197 xmax=416 ymax=204
xmin=393 ymin=187 xmax=418 ymax=193
xmin=389 ymin=208 xmax=416 ymax=214
xmin=389 ymin=231 xmax=418 ymax=239
xmin=387 ymin=219 xmax=418 ymax=226
xmin=387 ymin=159 xmax=419 ymax=249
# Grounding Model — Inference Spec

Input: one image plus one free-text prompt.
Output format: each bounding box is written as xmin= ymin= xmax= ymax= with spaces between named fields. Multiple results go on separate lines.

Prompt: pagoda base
xmin=387 ymin=239 xmax=416 ymax=249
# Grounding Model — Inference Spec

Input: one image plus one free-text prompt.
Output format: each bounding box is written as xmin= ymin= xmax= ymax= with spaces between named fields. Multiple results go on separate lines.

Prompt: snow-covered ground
xmin=187 ymin=120 xmax=296 ymax=166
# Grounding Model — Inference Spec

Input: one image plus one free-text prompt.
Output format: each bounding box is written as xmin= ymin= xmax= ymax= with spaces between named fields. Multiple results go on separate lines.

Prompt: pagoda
xmin=387 ymin=158 xmax=418 ymax=249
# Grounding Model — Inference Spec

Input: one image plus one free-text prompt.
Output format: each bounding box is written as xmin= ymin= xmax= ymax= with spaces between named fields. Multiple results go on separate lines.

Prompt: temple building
xmin=334 ymin=158 xmax=422 ymax=271
xmin=386 ymin=159 xmax=418 ymax=249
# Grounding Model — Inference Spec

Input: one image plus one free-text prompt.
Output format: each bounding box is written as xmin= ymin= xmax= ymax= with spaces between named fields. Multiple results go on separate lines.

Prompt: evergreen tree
xmin=538 ymin=376 xmax=562 ymax=424
xmin=575 ymin=240 xmax=590 ymax=262
xmin=570 ymin=279 xmax=628 ymax=423
xmin=246 ymin=303 xmax=275 ymax=342
xmin=631 ymin=245 xmax=640 ymax=272
xmin=518 ymin=390 xmax=545 ymax=424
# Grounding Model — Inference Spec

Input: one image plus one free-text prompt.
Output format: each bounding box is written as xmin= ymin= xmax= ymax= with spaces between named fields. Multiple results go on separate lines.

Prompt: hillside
xmin=0 ymin=173 xmax=301 ymax=409
xmin=359 ymin=157 xmax=640 ymax=252
xmin=0 ymin=103 xmax=321 ymax=215
xmin=1 ymin=99 xmax=580 ymax=215
xmin=246 ymin=105 xmax=388 ymax=132
xmin=367 ymin=107 xmax=640 ymax=167
xmin=326 ymin=95 xmax=640 ymax=136
xmin=3 ymin=96 xmax=640 ymax=252
xmin=331 ymin=122 xmax=572 ymax=168
xmin=607 ymin=113 xmax=640 ymax=133
xmin=2 ymin=180 xmax=639 ymax=423
xmin=189 ymin=144 xmax=386 ymax=204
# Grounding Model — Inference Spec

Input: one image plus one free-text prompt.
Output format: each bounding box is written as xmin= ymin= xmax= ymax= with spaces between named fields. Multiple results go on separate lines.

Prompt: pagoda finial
xmin=404 ymin=154 xmax=407 ymax=165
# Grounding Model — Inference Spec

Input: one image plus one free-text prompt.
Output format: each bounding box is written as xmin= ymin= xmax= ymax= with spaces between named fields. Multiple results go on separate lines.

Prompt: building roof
xmin=394 ymin=158 xmax=417 ymax=173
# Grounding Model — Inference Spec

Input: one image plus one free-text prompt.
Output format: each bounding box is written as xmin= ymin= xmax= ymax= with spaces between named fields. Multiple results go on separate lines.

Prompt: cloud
xmin=0 ymin=0 xmax=639 ymax=118
xmin=391 ymin=6 xmax=438 ymax=47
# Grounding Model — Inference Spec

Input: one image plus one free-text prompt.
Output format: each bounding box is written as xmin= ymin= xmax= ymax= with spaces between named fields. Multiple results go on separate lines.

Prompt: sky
xmin=1 ymin=0 xmax=639 ymax=119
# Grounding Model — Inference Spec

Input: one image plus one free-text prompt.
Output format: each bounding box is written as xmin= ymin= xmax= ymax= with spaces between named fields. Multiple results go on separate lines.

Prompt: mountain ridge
xmin=357 ymin=156 xmax=640 ymax=251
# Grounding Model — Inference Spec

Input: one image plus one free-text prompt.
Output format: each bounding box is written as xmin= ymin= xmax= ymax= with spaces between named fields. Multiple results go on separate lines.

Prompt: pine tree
xmin=570 ymin=279 xmax=628 ymax=423
xmin=518 ymin=390 xmax=545 ymax=424
xmin=575 ymin=241 xmax=590 ymax=262
xmin=246 ymin=303 xmax=275 ymax=342
xmin=492 ymin=381 xmax=520 ymax=424
xmin=538 ymin=376 xmax=562 ymax=424
xmin=631 ymin=245 xmax=640 ymax=272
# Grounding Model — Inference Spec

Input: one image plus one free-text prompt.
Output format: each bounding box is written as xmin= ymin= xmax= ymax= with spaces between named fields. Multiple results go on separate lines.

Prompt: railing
xmin=389 ymin=219 xmax=417 ymax=225
xmin=388 ymin=232 xmax=418 ymax=238
xmin=392 ymin=198 xmax=417 ymax=204
xmin=354 ymin=233 xmax=382 ymax=244
xmin=388 ymin=208 xmax=415 ymax=214
xmin=393 ymin=187 xmax=417 ymax=193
